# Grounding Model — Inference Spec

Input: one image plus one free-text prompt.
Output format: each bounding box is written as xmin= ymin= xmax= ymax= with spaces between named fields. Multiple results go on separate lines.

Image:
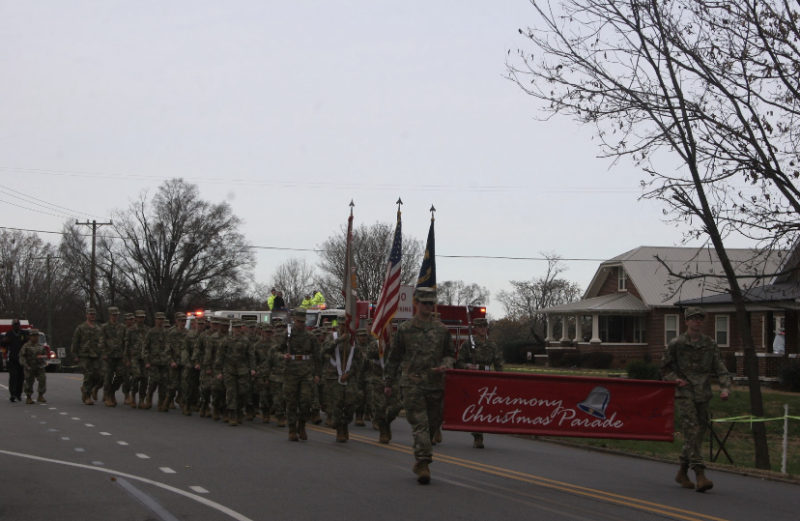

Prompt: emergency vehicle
xmin=0 ymin=319 xmax=60 ymax=372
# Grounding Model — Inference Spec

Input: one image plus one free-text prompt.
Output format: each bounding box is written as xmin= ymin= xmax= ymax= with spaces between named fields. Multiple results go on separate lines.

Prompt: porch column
xmin=559 ymin=315 xmax=570 ymax=342
xmin=545 ymin=315 xmax=554 ymax=343
xmin=590 ymin=313 xmax=601 ymax=344
xmin=573 ymin=314 xmax=582 ymax=342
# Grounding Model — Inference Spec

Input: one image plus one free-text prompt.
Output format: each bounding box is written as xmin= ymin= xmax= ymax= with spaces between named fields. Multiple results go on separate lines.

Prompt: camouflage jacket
xmin=71 ymin=321 xmax=101 ymax=359
xmin=142 ymin=327 xmax=171 ymax=366
xmin=360 ymin=337 xmax=384 ymax=382
xmin=385 ymin=316 xmax=455 ymax=390
xmin=124 ymin=324 xmax=148 ymax=362
xmin=457 ymin=336 xmax=503 ymax=371
xmin=266 ymin=341 xmax=288 ymax=383
xmin=99 ymin=321 xmax=127 ymax=359
xmin=215 ymin=334 xmax=255 ymax=376
xmin=281 ymin=328 xmax=321 ymax=379
xmin=322 ymin=337 xmax=364 ymax=386
xmin=20 ymin=340 xmax=46 ymax=371
xmin=662 ymin=333 xmax=731 ymax=402
xmin=165 ymin=326 xmax=187 ymax=366
xmin=254 ymin=339 xmax=272 ymax=377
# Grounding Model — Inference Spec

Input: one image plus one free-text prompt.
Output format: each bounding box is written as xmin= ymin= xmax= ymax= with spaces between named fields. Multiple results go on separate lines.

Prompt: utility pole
xmin=76 ymin=220 xmax=112 ymax=310
xmin=34 ymin=254 xmax=60 ymax=345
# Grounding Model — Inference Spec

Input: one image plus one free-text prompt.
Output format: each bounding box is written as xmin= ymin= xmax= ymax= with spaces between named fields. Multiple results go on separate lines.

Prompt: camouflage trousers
xmin=676 ymin=398 xmax=710 ymax=470
xmin=367 ymin=378 xmax=401 ymax=424
xmin=182 ymin=366 xmax=200 ymax=409
xmin=283 ymin=373 xmax=314 ymax=426
xmin=128 ymin=359 xmax=147 ymax=398
xmin=321 ymin=377 xmax=338 ymax=415
xmin=255 ymin=376 xmax=271 ymax=414
xmin=402 ymin=385 xmax=443 ymax=462
xmin=147 ymin=365 xmax=169 ymax=399
xmin=224 ymin=372 xmax=251 ymax=412
xmin=103 ymin=357 xmax=127 ymax=394
xmin=168 ymin=365 xmax=182 ymax=396
xmin=23 ymin=368 xmax=46 ymax=396
xmin=328 ymin=380 xmax=361 ymax=427
xmin=269 ymin=379 xmax=286 ymax=419
xmin=79 ymin=357 xmax=104 ymax=396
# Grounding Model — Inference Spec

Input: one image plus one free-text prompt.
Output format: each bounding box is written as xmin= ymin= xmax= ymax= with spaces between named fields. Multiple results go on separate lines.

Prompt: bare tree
xmin=316 ymin=221 xmax=422 ymax=306
xmin=270 ymin=258 xmax=317 ymax=309
xmin=438 ymin=280 xmax=490 ymax=306
xmin=506 ymin=0 xmax=800 ymax=468
xmin=497 ymin=255 xmax=581 ymax=340
xmin=98 ymin=179 xmax=254 ymax=317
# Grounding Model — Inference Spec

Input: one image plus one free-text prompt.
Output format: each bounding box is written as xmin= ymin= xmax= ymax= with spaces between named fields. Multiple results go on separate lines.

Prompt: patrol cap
xmin=274 ymin=321 xmax=287 ymax=329
xmin=262 ymin=324 xmax=274 ymax=333
xmin=684 ymin=307 xmax=706 ymax=319
xmin=174 ymin=312 xmax=186 ymax=320
xmin=29 ymin=329 xmax=40 ymax=336
xmin=154 ymin=312 xmax=166 ymax=320
xmin=108 ymin=306 xmax=120 ymax=315
xmin=292 ymin=308 xmax=307 ymax=318
xmin=86 ymin=307 xmax=97 ymax=314
xmin=356 ymin=328 xmax=368 ymax=336
xmin=473 ymin=317 xmax=488 ymax=327
xmin=135 ymin=309 xmax=147 ymax=318
xmin=414 ymin=287 xmax=437 ymax=303
xmin=125 ymin=313 xmax=135 ymax=320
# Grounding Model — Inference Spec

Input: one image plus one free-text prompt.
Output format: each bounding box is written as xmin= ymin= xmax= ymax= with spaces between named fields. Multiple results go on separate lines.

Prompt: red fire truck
xmin=356 ymin=285 xmax=487 ymax=350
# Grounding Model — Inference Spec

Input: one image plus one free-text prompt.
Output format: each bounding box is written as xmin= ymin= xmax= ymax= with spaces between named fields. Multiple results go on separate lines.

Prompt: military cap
xmin=292 ymin=308 xmax=307 ymax=318
xmin=154 ymin=312 xmax=166 ymax=320
xmin=356 ymin=328 xmax=368 ymax=336
xmin=472 ymin=317 xmax=488 ymax=327
xmin=232 ymin=319 xmax=244 ymax=327
xmin=263 ymin=324 xmax=274 ymax=333
xmin=125 ymin=312 xmax=135 ymax=320
xmin=274 ymin=322 xmax=287 ymax=329
xmin=174 ymin=312 xmax=186 ymax=320
xmin=86 ymin=307 xmax=97 ymax=314
xmin=414 ymin=287 xmax=437 ymax=303
xmin=684 ymin=307 xmax=706 ymax=319
xmin=108 ymin=306 xmax=120 ymax=315
xmin=29 ymin=329 xmax=40 ymax=336
xmin=135 ymin=309 xmax=147 ymax=318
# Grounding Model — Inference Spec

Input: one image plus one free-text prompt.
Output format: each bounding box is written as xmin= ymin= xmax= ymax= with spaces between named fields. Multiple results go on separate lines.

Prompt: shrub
xmin=581 ymin=351 xmax=613 ymax=369
xmin=778 ymin=362 xmax=800 ymax=392
xmin=626 ymin=360 xmax=661 ymax=380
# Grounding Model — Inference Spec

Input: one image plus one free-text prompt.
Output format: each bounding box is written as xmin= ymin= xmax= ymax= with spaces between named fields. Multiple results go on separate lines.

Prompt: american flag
xmin=371 ymin=208 xmax=402 ymax=347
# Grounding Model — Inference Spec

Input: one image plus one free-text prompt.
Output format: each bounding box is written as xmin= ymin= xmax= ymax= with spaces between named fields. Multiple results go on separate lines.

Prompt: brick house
xmin=539 ymin=246 xmax=784 ymax=373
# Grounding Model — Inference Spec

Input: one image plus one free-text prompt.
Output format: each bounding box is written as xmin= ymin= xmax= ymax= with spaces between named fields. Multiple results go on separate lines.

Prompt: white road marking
xmin=85 ymin=423 xmax=95 ymax=427
xmin=71 ymin=417 xmax=80 ymax=420
xmin=49 ymin=407 xmax=57 ymax=410
xmin=0 ymin=449 xmax=254 ymax=521
xmin=100 ymin=432 xmax=111 ymax=436
xmin=190 ymin=486 xmax=209 ymax=494
xmin=61 ymin=437 xmax=70 ymax=441
xmin=60 ymin=412 xmax=68 ymax=415
xmin=39 ymin=421 xmax=47 ymax=424
xmin=74 ymin=448 xmax=85 ymax=452
xmin=159 ymin=467 xmax=176 ymax=474
xmin=48 ymin=428 xmax=59 ymax=432
xmin=136 ymin=453 xmax=150 ymax=459
xmin=92 ymin=461 xmax=104 ymax=466
xmin=117 ymin=441 xmax=129 ymax=446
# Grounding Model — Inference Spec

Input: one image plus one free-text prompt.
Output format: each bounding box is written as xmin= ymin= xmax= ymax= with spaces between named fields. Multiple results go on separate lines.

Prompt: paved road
xmin=2 ymin=374 xmax=798 ymax=521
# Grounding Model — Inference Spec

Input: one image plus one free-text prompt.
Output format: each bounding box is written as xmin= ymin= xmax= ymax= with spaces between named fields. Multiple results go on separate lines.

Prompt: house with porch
xmin=539 ymin=246 xmax=784 ymax=374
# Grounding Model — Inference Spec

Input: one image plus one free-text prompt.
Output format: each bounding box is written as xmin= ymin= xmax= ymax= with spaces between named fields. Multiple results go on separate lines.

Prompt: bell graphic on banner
xmin=577 ymin=386 xmax=611 ymax=419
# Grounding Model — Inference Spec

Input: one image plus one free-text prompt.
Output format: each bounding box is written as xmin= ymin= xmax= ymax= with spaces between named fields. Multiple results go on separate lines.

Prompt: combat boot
xmin=277 ymin=417 xmax=287 ymax=428
xmin=246 ymin=409 xmax=255 ymax=422
xmin=82 ymin=391 xmax=94 ymax=405
xmin=288 ymin=423 xmax=299 ymax=441
xmin=228 ymin=410 xmax=239 ymax=426
xmin=168 ymin=391 xmax=177 ymax=409
xmin=336 ymin=425 xmax=346 ymax=443
xmin=343 ymin=423 xmax=349 ymax=441
xmin=103 ymin=392 xmax=115 ymax=407
xmin=413 ymin=460 xmax=431 ymax=485
xmin=37 ymin=394 xmax=47 ymax=403
xmin=325 ymin=415 xmax=334 ymax=428
xmin=262 ymin=410 xmax=270 ymax=424
xmin=675 ymin=463 xmax=695 ymax=489
xmin=143 ymin=393 xmax=153 ymax=410
xmin=355 ymin=414 xmax=365 ymax=427
xmin=695 ymin=468 xmax=713 ymax=493
xmin=378 ymin=421 xmax=391 ymax=444
xmin=110 ymin=392 xmax=118 ymax=406
xmin=472 ymin=433 xmax=484 ymax=449
xmin=298 ymin=421 xmax=308 ymax=440
xmin=25 ymin=395 xmax=34 ymax=405
xmin=124 ymin=392 xmax=133 ymax=406
xmin=433 ymin=428 xmax=442 ymax=445
xmin=91 ymin=386 xmax=99 ymax=402
xmin=212 ymin=407 xmax=221 ymax=421
xmin=182 ymin=402 xmax=191 ymax=416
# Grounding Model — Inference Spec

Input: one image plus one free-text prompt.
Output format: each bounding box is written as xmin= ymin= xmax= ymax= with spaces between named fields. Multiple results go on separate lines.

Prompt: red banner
xmin=443 ymin=370 xmax=677 ymax=441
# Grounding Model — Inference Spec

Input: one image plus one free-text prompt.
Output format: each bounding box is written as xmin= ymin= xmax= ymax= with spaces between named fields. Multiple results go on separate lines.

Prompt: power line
xmin=0 ymin=185 xmax=100 ymax=219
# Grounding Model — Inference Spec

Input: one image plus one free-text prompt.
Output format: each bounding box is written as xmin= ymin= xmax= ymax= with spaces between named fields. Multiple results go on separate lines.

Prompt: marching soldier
xmin=19 ymin=329 xmax=47 ymax=404
xmin=125 ymin=310 xmax=149 ymax=408
xmin=322 ymin=322 xmax=364 ymax=442
xmin=99 ymin=306 xmax=127 ymax=407
xmin=166 ymin=312 xmax=188 ymax=410
xmin=254 ymin=324 xmax=274 ymax=423
xmin=267 ymin=322 xmax=289 ymax=427
xmin=203 ymin=318 xmax=228 ymax=421
xmin=282 ymin=308 xmax=321 ymax=441
xmin=360 ymin=328 xmax=401 ymax=444
xmin=120 ymin=312 xmax=136 ymax=405
xmin=71 ymin=308 xmax=102 ymax=405
xmin=384 ymin=287 xmax=455 ymax=484
xmin=182 ymin=315 xmax=205 ymax=415
xmin=142 ymin=312 xmax=171 ymax=411
xmin=456 ymin=317 xmax=503 ymax=448
xmin=216 ymin=320 xmax=256 ymax=426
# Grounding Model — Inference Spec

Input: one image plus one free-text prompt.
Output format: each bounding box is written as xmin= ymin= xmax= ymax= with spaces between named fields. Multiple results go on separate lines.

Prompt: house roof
xmin=678 ymin=281 xmax=800 ymax=307
xmin=583 ymin=246 xmax=784 ymax=308
xmin=541 ymin=292 xmax=649 ymax=315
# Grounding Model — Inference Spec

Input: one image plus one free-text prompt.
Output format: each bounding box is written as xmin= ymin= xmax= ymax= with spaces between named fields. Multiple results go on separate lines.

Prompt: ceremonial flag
xmin=371 ymin=203 xmax=403 ymax=347
xmin=416 ymin=207 xmax=436 ymax=289
xmin=343 ymin=201 xmax=358 ymax=342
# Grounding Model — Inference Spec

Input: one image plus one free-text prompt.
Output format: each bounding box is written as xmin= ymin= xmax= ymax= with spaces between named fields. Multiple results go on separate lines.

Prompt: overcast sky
xmin=0 ymin=1 xmax=754 ymax=315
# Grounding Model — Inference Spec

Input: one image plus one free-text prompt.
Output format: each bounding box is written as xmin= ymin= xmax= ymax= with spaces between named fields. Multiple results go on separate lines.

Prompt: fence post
xmin=782 ymin=404 xmax=789 ymax=475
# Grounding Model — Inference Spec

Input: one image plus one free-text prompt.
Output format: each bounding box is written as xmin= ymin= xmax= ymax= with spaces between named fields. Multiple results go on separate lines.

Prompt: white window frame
xmin=665 ymin=314 xmax=679 ymax=345
xmin=715 ymin=315 xmax=730 ymax=347
xmin=618 ymin=268 xmax=627 ymax=291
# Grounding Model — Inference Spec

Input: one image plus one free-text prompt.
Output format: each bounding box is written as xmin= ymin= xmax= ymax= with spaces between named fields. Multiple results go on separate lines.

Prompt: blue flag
xmin=416 ymin=214 xmax=436 ymax=289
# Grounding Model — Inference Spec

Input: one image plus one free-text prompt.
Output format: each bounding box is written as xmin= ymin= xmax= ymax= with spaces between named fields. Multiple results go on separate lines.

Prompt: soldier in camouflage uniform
xmin=99 ymin=306 xmax=127 ymax=407
xmin=319 ymin=327 xmax=339 ymax=427
xmin=125 ymin=310 xmax=149 ymax=408
xmin=267 ymin=322 xmax=288 ymax=427
xmin=282 ymin=308 xmax=321 ymax=441
xmin=323 ymin=323 xmax=364 ymax=442
xmin=71 ymin=308 xmax=102 ymax=405
xmin=120 ymin=312 xmax=136 ymax=405
xmin=200 ymin=318 xmax=225 ymax=419
xmin=142 ymin=312 xmax=173 ymax=411
xmin=254 ymin=324 xmax=274 ymax=422
xmin=662 ymin=306 xmax=731 ymax=493
xmin=165 ymin=312 xmax=188 ymax=410
xmin=456 ymin=317 xmax=503 ymax=449
xmin=384 ymin=287 xmax=455 ymax=484
xmin=215 ymin=320 xmax=256 ymax=426
xmin=19 ymin=329 xmax=47 ymax=404
xmin=360 ymin=328 xmax=401 ymax=443
xmin=182 ymin=315 xmax=205 ymax=415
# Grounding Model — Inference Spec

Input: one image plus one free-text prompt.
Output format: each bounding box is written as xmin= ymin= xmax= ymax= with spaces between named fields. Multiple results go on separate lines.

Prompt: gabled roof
xmin=583 ymin=246 xmax=784 ymax=308
xmin=541 ymin=292 xmax=649 ymax=315
xmin=678 ymin=281 xmax=800 ymax=307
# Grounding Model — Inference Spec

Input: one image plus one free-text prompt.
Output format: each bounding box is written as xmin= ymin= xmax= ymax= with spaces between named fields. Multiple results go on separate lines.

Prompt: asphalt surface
xmin=2 ymin=374 xmax=798 ymax=521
